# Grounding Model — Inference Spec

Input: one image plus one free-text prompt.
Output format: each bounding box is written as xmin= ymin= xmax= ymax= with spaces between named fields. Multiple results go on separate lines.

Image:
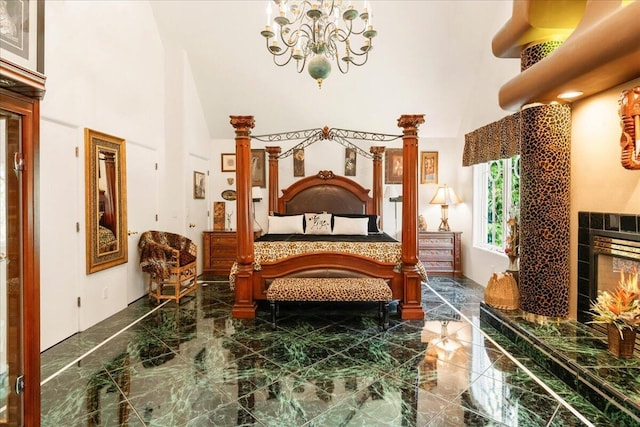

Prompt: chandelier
xmin=260 ymin=1 xmax=377 ymax=88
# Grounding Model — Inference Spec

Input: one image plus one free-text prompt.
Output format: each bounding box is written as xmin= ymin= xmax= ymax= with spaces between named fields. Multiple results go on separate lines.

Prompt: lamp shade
xmin=384 ymin=185 xmax=400 ymax=199
xmin=252 ymin=186 xmax=263 ymax=201
xmin=429 ymin=185 xmax=460 ymax=205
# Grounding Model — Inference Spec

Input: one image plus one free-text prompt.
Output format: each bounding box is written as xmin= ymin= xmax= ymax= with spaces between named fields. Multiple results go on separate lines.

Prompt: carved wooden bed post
xmin=230 ymin=115 xmax=257 ymax=318
xmin=398 ymin=114 xmax=426 ymax=320
xmin=266 ymin=146 xmax=281 ymax=213
xmin=370 ymin=146 xmax=385 ymax=228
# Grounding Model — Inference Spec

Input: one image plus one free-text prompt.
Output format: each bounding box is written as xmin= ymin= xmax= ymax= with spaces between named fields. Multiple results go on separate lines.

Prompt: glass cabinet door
xmin=0 ymin=110 xmax=23 ymax=425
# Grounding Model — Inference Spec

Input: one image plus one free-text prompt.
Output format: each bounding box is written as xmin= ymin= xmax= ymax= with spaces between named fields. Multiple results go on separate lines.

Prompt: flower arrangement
xmin=590 ymin=268 xmax=640 ymax=334
xmin=504 ymin=208 xmax=519 ymax=258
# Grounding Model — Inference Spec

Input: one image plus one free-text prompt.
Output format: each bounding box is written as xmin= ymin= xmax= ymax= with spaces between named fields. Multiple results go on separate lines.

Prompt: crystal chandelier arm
xmin=265 ymin=38 xmax=298 ymax=68
xmin=343 ymin=44 xmax=371 ymax=63
xmin=332 ymin=18 xmax=366 ymax=41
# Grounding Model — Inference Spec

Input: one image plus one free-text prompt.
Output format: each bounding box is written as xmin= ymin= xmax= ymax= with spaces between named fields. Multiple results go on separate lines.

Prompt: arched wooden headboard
xmin=277 ymin=170 xmax=374 ymax=215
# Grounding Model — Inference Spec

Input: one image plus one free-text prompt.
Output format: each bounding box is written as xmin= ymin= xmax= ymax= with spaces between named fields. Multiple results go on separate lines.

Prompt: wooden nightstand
xmin=203 ymin=230 xmax=237 ymax=276
xmin=418 ymin=231 xmax=462 ymax=277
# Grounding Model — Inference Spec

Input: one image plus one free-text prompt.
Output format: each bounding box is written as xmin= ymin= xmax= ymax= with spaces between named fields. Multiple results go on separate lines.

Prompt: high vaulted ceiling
xmin=150 ymin=1 xmax=520 ymax=139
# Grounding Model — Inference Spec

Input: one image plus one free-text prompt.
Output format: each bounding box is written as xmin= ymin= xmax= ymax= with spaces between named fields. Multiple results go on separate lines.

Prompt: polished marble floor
xmin=40 ymin=276 xmax=611 ymax=426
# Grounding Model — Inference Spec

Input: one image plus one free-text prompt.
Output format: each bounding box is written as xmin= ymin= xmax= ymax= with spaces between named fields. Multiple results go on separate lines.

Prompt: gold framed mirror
xmin=84 ymin=128 xmax=128 ymax=274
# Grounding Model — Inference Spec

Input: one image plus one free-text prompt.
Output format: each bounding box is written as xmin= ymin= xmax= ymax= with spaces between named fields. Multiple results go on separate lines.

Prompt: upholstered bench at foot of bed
xmin=266 ymin=277 xmax=393 ymax=330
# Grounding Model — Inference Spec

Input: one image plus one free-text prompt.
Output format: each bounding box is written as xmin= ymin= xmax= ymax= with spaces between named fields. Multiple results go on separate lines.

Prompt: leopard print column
xmin=519 ymin=104 xmax=571 ymax=317
xmin=521 ymin=40 xmax=563 ymax=71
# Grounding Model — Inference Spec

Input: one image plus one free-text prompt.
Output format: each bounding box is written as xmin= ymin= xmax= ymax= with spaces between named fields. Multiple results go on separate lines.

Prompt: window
xmin=475 ymin=156 xmax=520 ymax=252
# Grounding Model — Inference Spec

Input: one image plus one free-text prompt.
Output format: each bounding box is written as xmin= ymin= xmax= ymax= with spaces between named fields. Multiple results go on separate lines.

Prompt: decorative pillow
xmin=333 ymin=214 xmax=380 ymax=233
xmin=304 ymin=213 xmax=333 ymax=235
xmin=332 ymin=216 xmax=369 ymax=236
xmin=267 ymin=215 xmax=304 ymax=234
xmin=272 ymin=212 xmax=307 ymax=232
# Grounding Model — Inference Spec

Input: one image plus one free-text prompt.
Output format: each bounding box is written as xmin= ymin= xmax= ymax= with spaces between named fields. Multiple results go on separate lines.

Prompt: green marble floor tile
xmin=185 ymin=401 xmax=264 ymax=427
xmin=41 ymin=276 xmax=619 ymax=426
xmin=424 ymin=402 xmax=508 ymax=426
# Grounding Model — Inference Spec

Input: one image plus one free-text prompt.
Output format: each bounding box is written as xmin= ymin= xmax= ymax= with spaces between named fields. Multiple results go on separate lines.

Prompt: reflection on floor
xmin=41 ymin=276 xmax=611 ymax=426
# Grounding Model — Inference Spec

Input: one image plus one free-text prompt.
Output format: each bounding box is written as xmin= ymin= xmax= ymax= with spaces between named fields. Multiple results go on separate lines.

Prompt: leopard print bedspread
xmin=254 ymin=241 xmax=402 ymax=266
xmin=229 ymin=241 xmax=428 ymax=290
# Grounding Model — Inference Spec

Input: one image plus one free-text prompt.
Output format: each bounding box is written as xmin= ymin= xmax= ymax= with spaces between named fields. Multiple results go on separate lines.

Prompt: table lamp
xmin=429 ymin=185 xmax=460 ymax=231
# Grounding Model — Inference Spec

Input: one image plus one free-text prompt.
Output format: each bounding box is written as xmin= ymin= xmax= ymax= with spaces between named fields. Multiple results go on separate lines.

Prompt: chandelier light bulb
xmin=266 ymin=1 xmax=272 ymax=25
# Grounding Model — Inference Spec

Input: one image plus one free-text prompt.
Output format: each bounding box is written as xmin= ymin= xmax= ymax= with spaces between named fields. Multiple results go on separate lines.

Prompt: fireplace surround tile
xmin=621 ymin=215 xmax=638 ymax=233
xmin=577 ymin=243 xmax=590 ymax=262
xmin=578 ymin=226 xmax=589 ymax=245
xmin=589 ymin=212 xmax=604 ymax=230
xmin=604 ymin=213 xmax=620 ymax=231
xmin=578 ymin=211 xmax=589 ymax=228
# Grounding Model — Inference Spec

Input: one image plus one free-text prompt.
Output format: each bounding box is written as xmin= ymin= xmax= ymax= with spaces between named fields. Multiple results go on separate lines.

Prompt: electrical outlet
xmin=102 ymin=287 xmax=108 ymax=299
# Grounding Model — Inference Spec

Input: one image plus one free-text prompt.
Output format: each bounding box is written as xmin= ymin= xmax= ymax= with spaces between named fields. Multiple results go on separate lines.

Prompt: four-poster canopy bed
xmin=229 ymin=115 xmax=426 ymax=320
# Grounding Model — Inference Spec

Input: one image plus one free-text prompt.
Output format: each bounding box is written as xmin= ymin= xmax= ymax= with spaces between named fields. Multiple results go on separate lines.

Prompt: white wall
xmin=39 ymin=1 xmax=210 ymax=350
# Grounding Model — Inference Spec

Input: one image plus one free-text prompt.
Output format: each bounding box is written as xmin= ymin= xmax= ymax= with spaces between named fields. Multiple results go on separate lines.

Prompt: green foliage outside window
xmin=482 ymin=156 xmax=519 ymax=251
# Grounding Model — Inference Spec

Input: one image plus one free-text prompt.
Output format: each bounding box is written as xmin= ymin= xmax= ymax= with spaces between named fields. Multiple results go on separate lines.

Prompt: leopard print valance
xmin=463 ymin=111 xmax=521 ymax=166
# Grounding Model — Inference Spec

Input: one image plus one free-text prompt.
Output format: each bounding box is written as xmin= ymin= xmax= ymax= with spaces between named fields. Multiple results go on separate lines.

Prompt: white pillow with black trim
xmin=267 ymin=215 xmax=304 ymax=234
xmin=304 ymin=213 xmax=333 ymax=235
xmin=332 ymin=216 xmax=369 ymax=235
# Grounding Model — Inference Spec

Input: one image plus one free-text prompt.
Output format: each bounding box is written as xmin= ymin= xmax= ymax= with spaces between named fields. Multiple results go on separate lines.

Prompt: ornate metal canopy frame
xmin=251 ymin=126 xmax=403 ymax=160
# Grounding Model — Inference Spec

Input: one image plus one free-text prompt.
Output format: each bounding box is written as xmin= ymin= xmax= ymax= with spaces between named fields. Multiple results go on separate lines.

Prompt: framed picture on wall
xmin=213 ymin=201 xmax=225 ymax=230
xmin=293 ymin=148 xmax=305 ymax=177
xmin=221 ymin=153 xmax=236 ymax=172
xmin=251 ymin=149 xmax=266 ymax=187
xmin=0 ymin=0 xmax=45 ymax=73
xmin=344 ymin=147 xmax=356 ymax=176
xmin=385 ymin=148 xmax=403 ymax=184
xmin=193 ymin=171 xmax=206 ymax=199
xmin=420 ymin=151 xmax=438 ymax=184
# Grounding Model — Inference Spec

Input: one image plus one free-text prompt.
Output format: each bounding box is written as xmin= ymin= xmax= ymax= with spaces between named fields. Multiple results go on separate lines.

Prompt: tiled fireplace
xmin=577 ymin=212 xmax=640 ymax=330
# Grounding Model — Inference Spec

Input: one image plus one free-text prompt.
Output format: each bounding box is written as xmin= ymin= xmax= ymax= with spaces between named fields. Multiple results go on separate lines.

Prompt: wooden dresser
xmin=418 ymin=231 xmax=462 ymax=277
xmin=203 ymin=230 xmax=237 ymax=276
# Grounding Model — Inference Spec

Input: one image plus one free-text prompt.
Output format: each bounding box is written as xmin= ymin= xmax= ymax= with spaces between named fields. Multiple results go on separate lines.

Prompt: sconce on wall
xmin=429 ymin=185 xmax=460 ymax=232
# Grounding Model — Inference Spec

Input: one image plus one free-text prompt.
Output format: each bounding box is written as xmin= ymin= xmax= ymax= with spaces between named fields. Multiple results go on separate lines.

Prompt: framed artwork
xmin=84 ymin=128 xmax=128 ymax=274
xmin=293 ymin=148 xmax=305 ymax=177
xmin=213 ymin=201 xmax=226 ymax=230
xmin=0 ymin=0 xmax=45 ymax=73
xmin=420 ymin=151 xmax=438 ymax=184
xmin=251 ymin=149 xmax=266 ymax=187
xmin=344 ymin=147 xmax=356 ymax=176
xmin=193 ymin=171 xmax=205 ymax=199
xmin=221 ymin=153 xmax=236 ymax=172
xmin=385 ymin=148 xmax=403 ymax=184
